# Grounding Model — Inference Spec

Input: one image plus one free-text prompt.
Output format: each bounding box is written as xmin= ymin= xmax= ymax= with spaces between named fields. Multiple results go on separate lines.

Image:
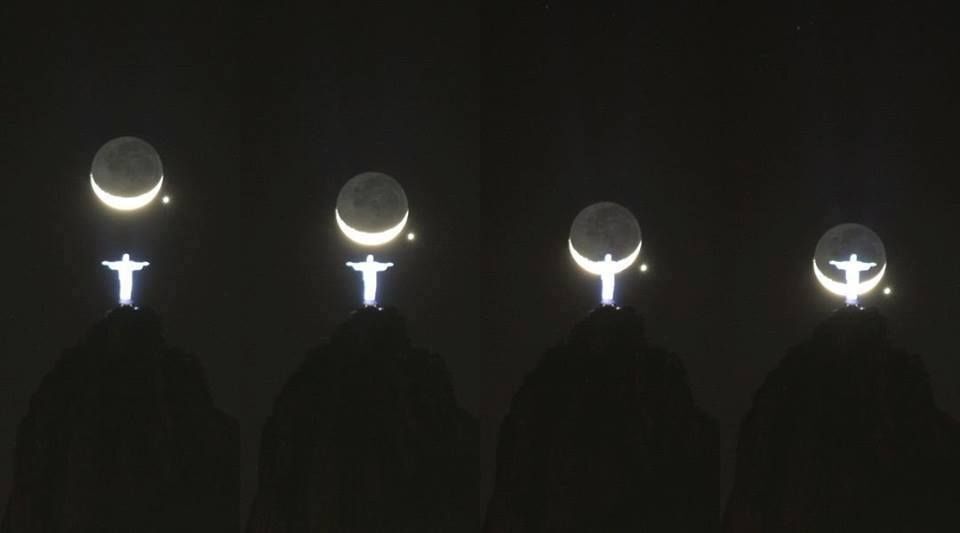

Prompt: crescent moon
xmin=812 ymin=258 xmax=886 ymax=297
xmin=568 ymin=239 xmax=642 ymax=276
xmin=90 ymin=174 xmax=164 ymax=211
xmin=336 ymin=208 xmax=409 ymax=246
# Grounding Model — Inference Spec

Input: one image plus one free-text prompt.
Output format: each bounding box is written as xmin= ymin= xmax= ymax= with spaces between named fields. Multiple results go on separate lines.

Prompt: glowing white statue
xmin=101 ymin=253 xmax=150 ymax=306
xmin=568 ymin=240 xmax=642 ymax=306
xmin=346 ymin=254 xmax=394 ymax=306
xmin=597 ymin=254 xmax=619 ymax=305
xmin=828 ymin=253 xmax=877 ymax=306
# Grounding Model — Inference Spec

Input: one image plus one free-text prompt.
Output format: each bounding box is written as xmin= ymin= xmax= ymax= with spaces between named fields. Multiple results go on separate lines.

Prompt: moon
xmin=336 ymin=209 xmax=408 ymax=246
xmin=335 ymin=172 xmax=409 ymax=246
xmin=90 ymin=137 xmax=164 ymax=211
xmin=568 ymin=201 xmax=642 ymax=273
xmin=569 ymin=239 xmax=642 ymax=275
xmin=813 ymin=223 xmax=886 ymax=278
xmin=91 ymin=174 xmax=163 ymax=211
xmin=812 ymin=223 xmax=887 ymax=298
xmin=813 ymin=259 xmax=886 ymax=297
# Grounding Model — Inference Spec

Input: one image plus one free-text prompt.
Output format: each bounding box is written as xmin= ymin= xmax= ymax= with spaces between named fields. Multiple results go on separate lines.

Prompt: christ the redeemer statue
xmin=102 ymin=253 xmax=149 ymax=306
xmin=830 ymin=253 xmax=877 ymax=306
xmin=599 ymin=253 xmax=617 ymax=306
xmin=346 ymin=254 xmax=394 ymax=307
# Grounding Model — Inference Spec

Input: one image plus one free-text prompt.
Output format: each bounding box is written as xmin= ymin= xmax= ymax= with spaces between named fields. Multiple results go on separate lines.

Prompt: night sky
xmin=1 ymin=2 xmax=958 ymax=506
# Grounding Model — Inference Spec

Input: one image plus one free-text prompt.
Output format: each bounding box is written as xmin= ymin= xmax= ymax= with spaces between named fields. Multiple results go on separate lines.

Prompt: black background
xmin=1 ymin=1 xmax=957 ymax=509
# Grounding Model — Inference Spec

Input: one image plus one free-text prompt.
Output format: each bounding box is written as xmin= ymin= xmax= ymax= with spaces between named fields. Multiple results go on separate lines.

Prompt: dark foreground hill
xmin=2 ymin=306 xmax=241 ymax=533
xmin=246 ymin=306 xmax=481 ymax=533
xmin=483 ymin=306 xmax=722 ymax=533
xmin=723 ymin=307 xmax=960 ymax=533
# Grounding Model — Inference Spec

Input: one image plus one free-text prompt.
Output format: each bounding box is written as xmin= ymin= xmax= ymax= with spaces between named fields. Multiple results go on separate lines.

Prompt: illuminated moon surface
xmin=568 ymin=201 xmax=642 ymax=274
xmin=569 ymin=239 xmax=642 ymax=275
xmin=90 ymin=137 xmax=164 ymax=211
xmin=813 ymin=223 xmax=887 ymax=297
xmin=335 ymin=171 xmax=409 ymax=246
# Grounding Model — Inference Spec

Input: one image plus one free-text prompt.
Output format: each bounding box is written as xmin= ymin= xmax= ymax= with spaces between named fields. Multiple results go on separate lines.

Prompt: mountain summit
xmin=484 ymin=306 xmax=721 ymax=532
xmin=247 ymin=307 xmax=481 ymax=532
xmin=724 ymin=307 xmax=960 ymax=533
xmin=2 ymin=306 xmax=241 ymax=533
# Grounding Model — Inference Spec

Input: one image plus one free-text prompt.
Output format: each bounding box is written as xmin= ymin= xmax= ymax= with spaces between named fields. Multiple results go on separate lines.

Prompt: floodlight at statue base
xmin=600 ymin=290 xmax=616 ymax=307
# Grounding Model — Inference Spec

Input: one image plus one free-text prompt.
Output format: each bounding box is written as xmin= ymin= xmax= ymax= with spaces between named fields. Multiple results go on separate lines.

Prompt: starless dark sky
xmin=1 ymin=1 xmax=958 ymax=507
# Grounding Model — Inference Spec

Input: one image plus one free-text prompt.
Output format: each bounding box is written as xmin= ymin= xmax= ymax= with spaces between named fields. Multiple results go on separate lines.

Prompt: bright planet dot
xmin=639 ymin=263 xmax=648 ymax=272
xmin=162 ymin=195 xmax=170 ymax=204
xmin=884 ymin=287 xmax=892 ymax=295
xmin=407 ymin=232 xmax=415 ymax=241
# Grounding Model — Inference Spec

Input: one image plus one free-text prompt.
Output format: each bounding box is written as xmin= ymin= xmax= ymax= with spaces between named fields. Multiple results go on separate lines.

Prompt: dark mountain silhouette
xmin=483 ymin=306 xmax=722 ymax=533
xmin=2 ymin=306 xmax=241 ymax=533
xmin=246 ymin=306 xmax=481 ymax=533
xmin=723 ymin=307 xmax=960 ymax=533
